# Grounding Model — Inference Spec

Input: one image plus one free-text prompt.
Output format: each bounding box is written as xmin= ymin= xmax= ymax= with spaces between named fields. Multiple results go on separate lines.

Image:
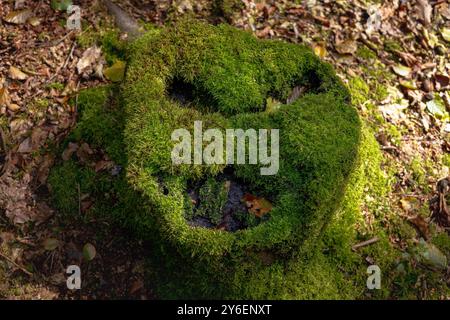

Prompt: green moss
xmin=70 ymin=85 xmax=126 ymax=164
xmin=357 ymin=45 xmax=377 ymax=60
xmin=386 ymin=124 xmax=403 ymax=146
xmin=46 ymin=82 xmax=65 ymax=91
xmin=374 ymin=83 xmax=389 ymax=101
xmin=432 ymin=233 xmax=450 ymax=258
xmin=348 ymin=76 xmax=370 ymax=106
xmin=409 ymin=156 xmax=431 ymax=191
xmin=384 ymin=39 xmax=403 ymax=53
xmin=443 ymin=153 xmax=450 ymax=168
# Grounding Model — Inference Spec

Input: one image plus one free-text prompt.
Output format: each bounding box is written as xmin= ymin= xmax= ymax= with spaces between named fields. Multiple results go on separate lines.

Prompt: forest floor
xmin=0 ymin=0 xmax=450 ymax=299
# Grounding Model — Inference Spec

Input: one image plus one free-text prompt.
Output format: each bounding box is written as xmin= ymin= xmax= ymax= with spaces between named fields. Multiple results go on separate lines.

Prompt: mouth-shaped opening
xmin=184 ymin=166 xmax=273 ymax=232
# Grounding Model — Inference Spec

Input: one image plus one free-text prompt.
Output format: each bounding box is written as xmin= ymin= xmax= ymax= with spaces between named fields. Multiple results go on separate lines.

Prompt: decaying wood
xmin=103 ymin=0 xmax=143 ymax=40
xmin=352 ymin=237 xmax=380 ymax=251
xmin=430 ymin=177 xmax=450 ymax=228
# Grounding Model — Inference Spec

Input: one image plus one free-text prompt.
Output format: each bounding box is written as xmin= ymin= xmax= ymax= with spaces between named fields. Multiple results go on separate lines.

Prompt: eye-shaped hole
xmin=168 ymin=68 xmax=326 ymax=116
xmin=168 ymin=77 xmax=219 ymax=114
xmin=269 ymin=70 xmax=324 ymax=106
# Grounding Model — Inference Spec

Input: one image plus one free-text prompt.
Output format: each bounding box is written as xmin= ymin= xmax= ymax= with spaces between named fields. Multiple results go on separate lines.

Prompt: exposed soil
xmin=186 ymin=170 xmax=267 ymax=232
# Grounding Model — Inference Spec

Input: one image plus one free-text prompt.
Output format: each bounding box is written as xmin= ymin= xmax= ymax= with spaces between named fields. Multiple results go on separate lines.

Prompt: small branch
xmin=0 ymin=252 xmax=33 ymax=276
xmin=352 ymin=237 xmax=380 ymax=251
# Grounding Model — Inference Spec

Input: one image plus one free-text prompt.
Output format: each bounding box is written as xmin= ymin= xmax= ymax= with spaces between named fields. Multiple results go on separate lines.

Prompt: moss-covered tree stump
xmin=50 ymin=20 xmax=375 ymax=299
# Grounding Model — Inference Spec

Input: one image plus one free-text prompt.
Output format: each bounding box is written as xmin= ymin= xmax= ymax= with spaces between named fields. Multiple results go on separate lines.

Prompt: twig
xmin=46 ymin=40 xmax=77 ymax=84
xmin=352 ymin=237 xmax=380 ymax=251
xmin=0 ymin=251 xmax=33 ymax=276
xmin=34 ymin=30 xmax=74 ymax=48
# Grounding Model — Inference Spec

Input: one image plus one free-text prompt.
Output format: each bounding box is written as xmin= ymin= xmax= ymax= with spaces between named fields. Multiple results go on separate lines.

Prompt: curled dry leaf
xmin=4 ymin=9 xmax=33 ymax=24
xmin=313 ymin=42 xmax=327 ymax=58
xmin=435 ymin=74 xmax=450 ymax=89
xmin=95 ymin=160 xmax=114 ymax=172
xmin=28 ymin=16 xmax=40 ymax=27
xmin=17 ymin=137 xmax=32 ymax=153
xmin=0 ymin=86 xmax=11 ymax=108
xmin=335 ymin=39 xmax=358 ymax=55
xmin=441 ymin=27 xmax=450 ymax=42
xmin=392 ymin=65 xmax=412 ymax=78
xmin=76 ymin=142 xmax=94 ymax=163
xmin=77 ymin=46 xmax=103 ymax=75
xmin=242 ymin=193 xmax=273 ymax=218
xmin=408 ymin=215 xmax=430 ymax=240
xmin=366 ymin=5 xmax=382 ymax=35
xmin=43 ymin=238 xmax=59 ymax=251
xmin=417 ymin=0 xmax=432 ymax=26
xmin=129 ymin=279 xmax=144 ymax=295
xmin=62 ymin=142 xmax=79 ymax=161
xmin=9 ymin=66 xmax=28 ymax=80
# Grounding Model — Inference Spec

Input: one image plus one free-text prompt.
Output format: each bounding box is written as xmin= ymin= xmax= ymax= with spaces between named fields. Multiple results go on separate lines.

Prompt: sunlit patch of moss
xmin=386 ymin=124 xmax=403 ymax=147
xmin=76 ymin=27 xmax=127 ymax=67
xmin=374 ymin=83 xmax=389 ymax=101
xmin=384 ymin=39 xmax=403 ymax=53
xmin=357 ymin=45 xmax=377 ymax=60
xmin=35 ymin=98 xmax=49 ymax=109
xmin=408 ymin=156 xmax=432 ymax=192
xmin=443 ymin=153 xmax=450 ymax=168
xmin=69 ymin=85 xmax=126 ymax=164
xmin=46 ymin=82 xmax=65 ymax=91
xmin=348 ymin=76 xmax=370 ymax=106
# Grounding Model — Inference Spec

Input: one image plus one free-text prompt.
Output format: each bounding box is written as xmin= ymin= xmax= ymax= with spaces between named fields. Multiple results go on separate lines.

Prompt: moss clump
xmin=50 ymin=20 xmax=365 ymax=298
xmin=121 ymin=19 xmax=360 ymax=297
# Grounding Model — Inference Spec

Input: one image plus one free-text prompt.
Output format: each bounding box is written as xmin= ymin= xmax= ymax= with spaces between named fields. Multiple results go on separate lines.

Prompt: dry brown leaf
xmin=335 ymin=39 xmax=358 ymax=55
xmin=9 ymin=66 xmax=28 ymax=80
xmin=77 ymin=46 xmax=102 ymax=75
xmin=76 ymin=143 xmax=94 ymax=163
xmin=95 ymin=160 xmax=113 ymax=172
xmin=408 ymin=215 xmax=430 ymax=240
xmin=0 ymin=87 xmax=11 ymax=108
xmin=62 ymin=142 xmax=79 ymax=161
xmin=129 ymin=279 xmax=144 ymax=295
xmin=17 ymin=137 xmax=32 ymax=153
xmin=417 ymin=0 xmax=432 ymax=26
xmin=4 ymin=9 xmax=33 ymax=24
xmin=256 ymin=26 xmax=271 ymax=38
xmin=242 ymin=193 xmax=273 ymax=218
